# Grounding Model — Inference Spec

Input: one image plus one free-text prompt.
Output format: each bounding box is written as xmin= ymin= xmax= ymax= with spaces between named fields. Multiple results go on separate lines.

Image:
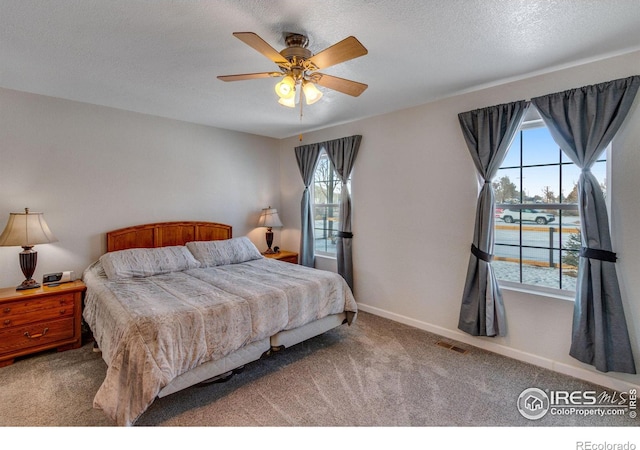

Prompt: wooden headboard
xmin=106 ymin=221 xmax=232 ymax=252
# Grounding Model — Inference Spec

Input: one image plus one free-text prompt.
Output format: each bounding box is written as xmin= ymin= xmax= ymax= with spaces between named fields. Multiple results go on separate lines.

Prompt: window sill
xmin=499 ymin=281 xmax=575 ymax=303
xmin=315 ymin=253 xmax=336 ymax=260
xmin=314 ymin=254 xmax=337 ymax=272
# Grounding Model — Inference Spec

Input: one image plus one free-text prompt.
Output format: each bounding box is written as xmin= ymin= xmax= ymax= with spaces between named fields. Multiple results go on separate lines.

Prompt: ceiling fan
xmin=218 ymin=32 xmax=368 ymax=107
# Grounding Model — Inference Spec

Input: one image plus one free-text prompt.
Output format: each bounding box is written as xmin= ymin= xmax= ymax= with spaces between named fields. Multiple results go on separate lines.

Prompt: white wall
xmin=278 ymin=51 xmax=640 ymax=391
xmin=0 ymin=88 xmax=280 ymax=287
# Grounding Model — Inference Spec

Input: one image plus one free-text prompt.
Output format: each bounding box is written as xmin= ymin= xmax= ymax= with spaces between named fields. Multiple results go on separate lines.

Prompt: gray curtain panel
xmin=325 ymin=135 xmax=362 ymax=291
xmin=531 ymin=75 xmax=640 ymax=374
xmin=295 ymin=143 xmax=322 ymax=267
xmin=458 ymin=101 xmax=528 ymax=337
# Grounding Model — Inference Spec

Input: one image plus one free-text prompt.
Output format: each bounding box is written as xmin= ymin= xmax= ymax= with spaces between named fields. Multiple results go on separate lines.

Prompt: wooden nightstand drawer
xmin=0 ymin=317 xmax=75 ymax=354
xmin=1 ymin=293 xmax=74 ymax=316
xmin=1 ymin=295 xmax=75 ymax=328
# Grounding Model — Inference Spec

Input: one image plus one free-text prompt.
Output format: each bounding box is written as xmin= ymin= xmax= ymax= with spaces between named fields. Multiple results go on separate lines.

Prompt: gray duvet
xmin=82 ymin=257 xmax=357 ymax=425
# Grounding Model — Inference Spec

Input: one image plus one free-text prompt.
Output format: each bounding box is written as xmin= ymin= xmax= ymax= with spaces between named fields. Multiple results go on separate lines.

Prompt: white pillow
xmin=99 ymin=245 xmax=201 ymax=280
xmin=186 ymin=237 xmax=263 ymax=267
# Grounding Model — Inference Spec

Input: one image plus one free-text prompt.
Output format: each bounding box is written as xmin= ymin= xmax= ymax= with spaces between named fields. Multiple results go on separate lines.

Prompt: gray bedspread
xmin=82 ymin=258 xmax=357 ymax=426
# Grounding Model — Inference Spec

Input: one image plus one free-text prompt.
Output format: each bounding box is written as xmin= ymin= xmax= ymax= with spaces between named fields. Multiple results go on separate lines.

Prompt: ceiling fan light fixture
xmin=302 ymin=81 xmax=323 ymax=105
xmin=275 ymin=75 xmax=295 ymax=98
xmin=278 ymin=95 xmax=296 ymax=108
xmin=219 ymin=32 xmax=368 ymax=110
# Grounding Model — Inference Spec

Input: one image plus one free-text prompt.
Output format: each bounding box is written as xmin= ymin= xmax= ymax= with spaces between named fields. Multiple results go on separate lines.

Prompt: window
xmin=312 ymin=150 xmax=348 ymax=256
xmin=493 ymin=113 xmax=607 ymax=292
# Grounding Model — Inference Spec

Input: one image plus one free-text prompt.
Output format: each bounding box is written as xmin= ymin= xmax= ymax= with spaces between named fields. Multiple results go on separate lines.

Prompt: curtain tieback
xmin=580 ymin=247 xmax=617 ymax=262
xmin=471 ymin=244 xmax=493 ymax=262
xmin=336 ymin=231 xmax=353 ymax=239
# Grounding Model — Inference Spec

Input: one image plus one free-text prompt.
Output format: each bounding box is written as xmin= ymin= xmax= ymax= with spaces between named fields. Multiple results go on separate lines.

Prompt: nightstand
xmin=0 ymin=280 xmax=86 ymax=367
xmin=263 ymin=250 xmax=298 ymax=264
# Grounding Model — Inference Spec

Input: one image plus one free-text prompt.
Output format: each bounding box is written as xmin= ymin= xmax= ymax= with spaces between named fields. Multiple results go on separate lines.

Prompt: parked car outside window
xmin=499 ymin=208 xmax=555 ymax=225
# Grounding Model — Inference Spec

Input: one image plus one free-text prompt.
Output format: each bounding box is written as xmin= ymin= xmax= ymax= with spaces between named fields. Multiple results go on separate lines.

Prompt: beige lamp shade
xmin=0 ymin=208 xmax=58 ymax=247
xmin=257 ymin=207 xmax=283 ymax=229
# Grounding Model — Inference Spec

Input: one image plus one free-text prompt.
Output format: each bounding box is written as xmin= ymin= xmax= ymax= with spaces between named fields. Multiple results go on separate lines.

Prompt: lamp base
xmin=17 ymin=247 xmax=40 ymax=290
xmin=263 ymin=228 xmax=276 ymax=255
xmin=17 ymin=278 xmax=40 ymax=291
xmin=262 ymin=248 xmax=277 ymax=255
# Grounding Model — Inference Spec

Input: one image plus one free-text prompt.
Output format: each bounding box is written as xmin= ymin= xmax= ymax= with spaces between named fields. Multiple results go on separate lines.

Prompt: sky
xmin=496 ymin=124 xmax=607 ymax=201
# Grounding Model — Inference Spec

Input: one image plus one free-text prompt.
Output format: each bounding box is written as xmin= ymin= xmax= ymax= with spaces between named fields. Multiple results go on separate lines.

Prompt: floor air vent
xmin=436 ymin=341 xmax=468 ymax=354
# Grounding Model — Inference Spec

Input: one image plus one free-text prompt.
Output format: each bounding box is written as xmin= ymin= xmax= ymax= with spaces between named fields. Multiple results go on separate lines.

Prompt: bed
xmin=82 ymin=221 xmax=357 ymax=426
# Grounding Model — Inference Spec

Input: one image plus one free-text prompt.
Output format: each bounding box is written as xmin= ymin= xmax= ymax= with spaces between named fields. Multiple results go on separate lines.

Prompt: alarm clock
xmin=43 ymin=271 xmax=76 ymax=286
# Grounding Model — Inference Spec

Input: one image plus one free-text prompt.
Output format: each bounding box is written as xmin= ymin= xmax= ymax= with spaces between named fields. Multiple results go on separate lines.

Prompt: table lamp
xmin=0 ymin=208 xmax=58 ymax=290
xmin=257 ymin=206 xmax=283 ymax=254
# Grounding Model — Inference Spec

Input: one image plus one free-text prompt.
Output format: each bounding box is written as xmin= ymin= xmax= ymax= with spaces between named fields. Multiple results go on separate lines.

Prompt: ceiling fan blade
xmin=308 ymin=36 xmax=368 ymax=70
xmin=217 ymin=72 xmax=282 ymax=82
xmin=313 ymin=73 xmax=368 ymax=97
xmin=232 ymin=32 xmax=288 ymax=65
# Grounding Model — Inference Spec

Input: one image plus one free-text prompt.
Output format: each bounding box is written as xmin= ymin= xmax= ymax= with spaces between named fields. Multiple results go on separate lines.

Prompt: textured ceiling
xmin=1 ymin=0 xmax=640 ymax=139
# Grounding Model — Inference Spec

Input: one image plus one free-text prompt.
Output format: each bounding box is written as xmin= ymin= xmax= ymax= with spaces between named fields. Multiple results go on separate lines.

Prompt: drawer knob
xmin=59 ymin=309 xmax=66 ymax=315
xmin=2 ymin=308 xmax=10 ymax=314
xmin=24 ymin=328 xmax=49 ymax=339
xmin=3 ymin=319 xmax=10 ymax=326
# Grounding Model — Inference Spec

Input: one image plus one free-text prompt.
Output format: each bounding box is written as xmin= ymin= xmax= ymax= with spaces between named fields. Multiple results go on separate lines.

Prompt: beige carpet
xmin=0 ymin=311 xmax=635 ymax=427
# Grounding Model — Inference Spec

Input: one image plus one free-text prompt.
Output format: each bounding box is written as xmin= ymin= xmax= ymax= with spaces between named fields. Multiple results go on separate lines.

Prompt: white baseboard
xmin=357 ymin=302 xmax=640 ymax=393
